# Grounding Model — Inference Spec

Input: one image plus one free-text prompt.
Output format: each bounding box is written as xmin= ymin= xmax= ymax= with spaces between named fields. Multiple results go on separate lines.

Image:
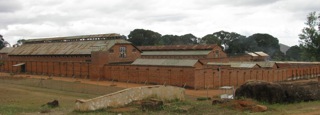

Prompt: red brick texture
xmin=1 ymin=60 xmax=320 ymax=89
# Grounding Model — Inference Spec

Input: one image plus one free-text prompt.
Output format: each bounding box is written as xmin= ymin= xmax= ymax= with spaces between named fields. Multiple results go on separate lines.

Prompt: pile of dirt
xmin=213 ymin=99 xmax=267 ymax=112
xmin=235 ymin=80 xmax=320 ymax=103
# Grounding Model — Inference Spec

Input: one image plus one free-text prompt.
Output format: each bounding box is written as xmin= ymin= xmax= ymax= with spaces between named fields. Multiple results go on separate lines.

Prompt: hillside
xmin=279 ymin=43 xmax=290 ymax=54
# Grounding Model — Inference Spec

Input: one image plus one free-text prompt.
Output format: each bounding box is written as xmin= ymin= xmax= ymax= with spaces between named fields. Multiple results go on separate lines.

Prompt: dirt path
xmin=1 ymin=72 xmax=224 ymax=97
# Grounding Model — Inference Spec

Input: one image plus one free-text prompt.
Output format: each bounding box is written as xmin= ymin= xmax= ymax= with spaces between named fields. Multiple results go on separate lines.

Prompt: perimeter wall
xmin=1 ymin=60 xmax=320 ymax=89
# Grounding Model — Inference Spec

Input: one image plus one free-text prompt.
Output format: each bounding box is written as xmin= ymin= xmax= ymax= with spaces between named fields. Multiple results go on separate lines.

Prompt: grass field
xmin=0 ymin=76 xmax=320 ymax=115
xmin=0 ymin=83 xmax=95 ymax=114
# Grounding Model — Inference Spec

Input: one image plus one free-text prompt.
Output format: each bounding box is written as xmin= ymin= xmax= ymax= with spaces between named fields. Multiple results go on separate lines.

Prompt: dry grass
xmin=0 ymin=75 xmax=320 ymax=115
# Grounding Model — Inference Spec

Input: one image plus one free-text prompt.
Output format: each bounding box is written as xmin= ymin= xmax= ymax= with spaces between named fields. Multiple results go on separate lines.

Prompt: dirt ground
xmin=1 ymin=72 xmax=318 ymax=99
xmin=1 ymin=72 xmax=320 ymax=115
xmin=1 ymin=72 xmax=225 ymax=98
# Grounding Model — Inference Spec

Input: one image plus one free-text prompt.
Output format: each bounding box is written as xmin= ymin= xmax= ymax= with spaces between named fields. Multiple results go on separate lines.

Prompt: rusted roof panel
xmin=141 ymin=50 xmax=211 ymax=56
xmin=9 ymin=39 xmax=130 ymax=55
xmin=132 ymin=58 xmax=199 ymax=67
xmin=138 ymin=44 xmax=220 ymax=51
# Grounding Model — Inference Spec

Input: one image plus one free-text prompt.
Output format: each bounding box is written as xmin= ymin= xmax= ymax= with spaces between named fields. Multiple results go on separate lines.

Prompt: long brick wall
xmin=194 ymin=64 xmax=320 ymax=89
xmin=1 ymin=60 xmax=320 ymax=89
xmin=102 ymin=65 xmax=196 ymax=88
xmin=0 ymin=60 xmax=90 ymax=78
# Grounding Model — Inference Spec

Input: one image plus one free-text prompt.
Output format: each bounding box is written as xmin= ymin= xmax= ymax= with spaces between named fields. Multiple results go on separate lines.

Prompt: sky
xmin=0 ymin=0 xmax=319 ymax=46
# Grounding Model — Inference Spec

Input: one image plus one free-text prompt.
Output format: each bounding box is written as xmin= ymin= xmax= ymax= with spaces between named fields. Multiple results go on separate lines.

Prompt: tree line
xmin=128 ymin=29 xmax=285 ymax=61
xmin=128 ymin=11 xmax=320 ymax=62
xmin=0 ymin=12 xmax=318 ymax=61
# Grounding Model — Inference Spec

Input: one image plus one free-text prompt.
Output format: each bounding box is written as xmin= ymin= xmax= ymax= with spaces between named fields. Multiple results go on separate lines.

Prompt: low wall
xmin=74 ymin=85 xmax=185 ymax=111
xmin=103 ymin=65 xmax=196 ymax=88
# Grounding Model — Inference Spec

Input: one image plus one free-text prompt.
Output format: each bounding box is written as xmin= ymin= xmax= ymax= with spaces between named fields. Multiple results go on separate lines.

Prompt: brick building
xmin=0 ymin=33 xmax=141 ymax=78
xmin=0 ymin=33 xmax=319 ymax=89
xmin=228 ymin=51 xmax=269 ymax=62
xmin=0 ymin=47 xmax=14 ymax=60
xmin=138 ymin=44 xmax=228 ymax=63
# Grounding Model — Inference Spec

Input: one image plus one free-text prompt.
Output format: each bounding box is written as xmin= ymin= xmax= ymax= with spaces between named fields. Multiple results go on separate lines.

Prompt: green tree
xmin=159 ymin=35 xmax=179 ymax=45
xmin=13 ymin=39 xmax=26 ymax=47
xmin=200 ymin=33 xmax=221 ymax=45
xmin=128 ymin=29 xmax=161 ymax=46
xmin=227 ymin=37 xmax=258 ymax=55
xmin=247 ymin=33 xmax=284 ymax=60
xmin=299 ymin=12 xmax=320 ymax=61
xmin=0 ymin=34 xmax=9 ymax=49
xmin=159 ymin=34 xmax=198 ymax=45
xmin=180 ymin=34 xmax=198 ymax=45
xmin=272 ymin=50 xmax=286 ymax=61
xmin=200 ymin=31 xmax=245 ymax=50
xmin=286 ymin=45 xmax=302 ymax=61
xmin=212 ymin=31 xmax=244 ymax=45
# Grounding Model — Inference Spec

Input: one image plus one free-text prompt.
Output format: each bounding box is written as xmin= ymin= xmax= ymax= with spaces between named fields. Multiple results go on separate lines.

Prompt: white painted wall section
xmin=74 ymin=85 xmax=185 ymax=111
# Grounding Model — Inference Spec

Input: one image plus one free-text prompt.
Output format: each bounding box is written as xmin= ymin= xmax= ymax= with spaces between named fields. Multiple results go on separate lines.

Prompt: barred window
xmin=119 ymin=46 xmax=127 ymax=58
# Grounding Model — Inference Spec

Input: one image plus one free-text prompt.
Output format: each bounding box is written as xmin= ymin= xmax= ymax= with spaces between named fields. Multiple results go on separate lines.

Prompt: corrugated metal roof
xmin=274 ymin=61 xmax=320 ymax=64
xmin=254 ymin=51 xmax=269 ymax=57
xmin=138 ymin=44 xmax=220 ymax=51
xmin=9 ymin=39 xmax=130 ymax=55
xmin=208 ymin=62 xmax=277 ymax=68
xmin=207 ymin=62 xmax=259 ymax=68
xmin=230 ymin=63 xmax=258 ymax=68
xmin=0 ymin=47 xmax=14 ymax=53
xmin=25 ymin=33 xmax=122 ymax=43
xmin=141 ymin=50 xmax=211 ymax=56
xmin=132 ymin=58 xmax=199 ymax=67
xmin=207 ymin=62 xmax=231 ymax=66
xmin=255 ymin=62 xmax=276 ymax=68
xmin=247 ymin=52 xmax=258 ymax=57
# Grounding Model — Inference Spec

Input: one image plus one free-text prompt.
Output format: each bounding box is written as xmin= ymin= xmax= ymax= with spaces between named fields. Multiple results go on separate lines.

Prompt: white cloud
xmin=0 ymin=0 xmax=319 ymax=46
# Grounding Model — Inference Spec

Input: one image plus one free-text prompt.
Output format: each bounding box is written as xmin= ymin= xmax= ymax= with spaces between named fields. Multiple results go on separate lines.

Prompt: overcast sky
xmin=0 ymin=0 xmax=319 ymax=46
